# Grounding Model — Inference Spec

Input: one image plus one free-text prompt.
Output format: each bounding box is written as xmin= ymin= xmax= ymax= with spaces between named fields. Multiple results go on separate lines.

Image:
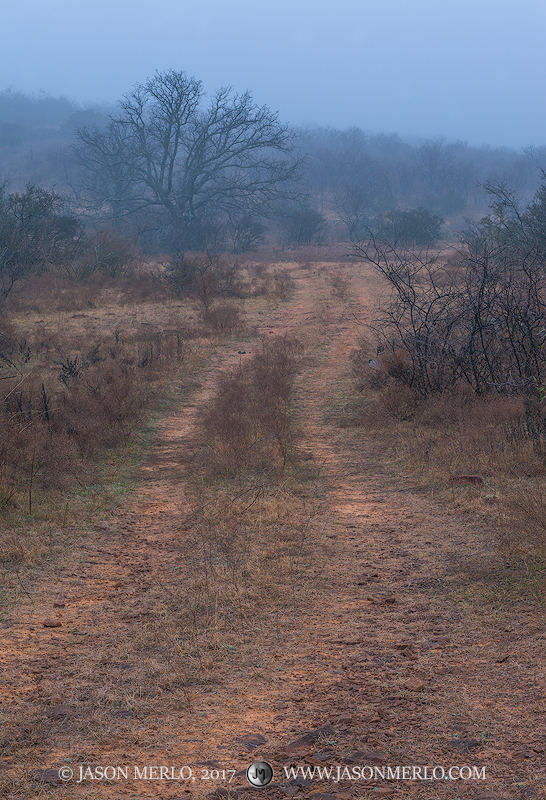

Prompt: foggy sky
xmin=3 ymin=0 xmax=546 ymax=149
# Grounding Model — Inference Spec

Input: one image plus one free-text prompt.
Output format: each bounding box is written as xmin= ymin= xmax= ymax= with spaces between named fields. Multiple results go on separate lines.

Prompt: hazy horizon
xmin=3 ymin=0 xmax=546 ymax=150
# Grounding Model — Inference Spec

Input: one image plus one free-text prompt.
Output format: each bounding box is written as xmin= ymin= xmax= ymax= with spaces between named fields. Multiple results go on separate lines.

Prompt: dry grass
xmin=325 ymin=268 xmax=352 ymax=303
xmin=149 ymin=327 xmax=327 ymax=699
xmin=0 ymin=325 xmax=192 ymax=517
xmin=197 ymin=333 xmax=303 ymax=478
xmin=349 ymin=338 xmax=546 ymax=576
xmin=201 ymin=301 xmax=245 ymax=334
xmin=164 ymin=482 xmax=325 ymax=676
xmin=0 ymin=261 xmax=271 ymax=586
xmin=0 ymin=258 xmax=331 ymax=794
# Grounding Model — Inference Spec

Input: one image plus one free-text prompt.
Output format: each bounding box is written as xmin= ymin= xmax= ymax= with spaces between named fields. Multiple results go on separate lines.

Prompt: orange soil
xmin=1 ymin=261 xmax=545 ymax=800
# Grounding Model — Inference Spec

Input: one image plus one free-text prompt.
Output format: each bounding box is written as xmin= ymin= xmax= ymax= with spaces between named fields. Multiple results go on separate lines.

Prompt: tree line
xmin=2 ymin=69 xmax=546 ymax=261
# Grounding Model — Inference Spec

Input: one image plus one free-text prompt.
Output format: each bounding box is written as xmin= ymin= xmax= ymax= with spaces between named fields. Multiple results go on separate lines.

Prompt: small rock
xmin=42 ymin=620 xmax=62 ymax=628
xmin=512 ymin=751 xmax=533 ymax=761
xmin=449 ymin=474 xmax=484 ymax=486
xmin=33 ymin=769 xmax=63 ymax=785
xmin=305 ymin=756 xmax=329 ymax=767
xmin=447 ymin=738 xmax=481 ymax=753
xmin=0 ymin=726 xmax=31 ymax=748
xmin=344 ymin=749 xmax=386 ymax=764
xmin=47 ymin=705 xmax=71 ymax=719
xmin=113 ymin=709 xmax=134 ymax=719
xmin=240 ymin=733 xmax=267 ymax=750
xmin=474 ymin=794 xmax=510 ymax=800
xmin=404 ymin=678 xmax=425 ymax=691
xmin=309 ymin=794 xmax=338 ymax=800
xmin=284 ymin=724 xmax=336 ymax=752
xmin=209 ymin=789 xmax=234 ymax=799
xmin=289 ymin=776 xmax=311 ymax=787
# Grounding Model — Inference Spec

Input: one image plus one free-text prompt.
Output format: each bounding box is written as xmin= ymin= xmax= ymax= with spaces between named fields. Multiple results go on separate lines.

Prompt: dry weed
xmin=349 ymin=353 xmax=546 ymax=566
xmin=198 ymin=333 xmax=303 ymax=477
xmin=326 ymin=269 xmax=352 ymax=302
xmin=201 ymin=301 xmax=245 ymax=334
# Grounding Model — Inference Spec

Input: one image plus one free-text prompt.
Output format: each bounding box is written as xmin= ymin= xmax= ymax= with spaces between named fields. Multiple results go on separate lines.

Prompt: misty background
xmin=3 ymin=0 xmax=546 ymax=147
xmin=2 ymin=0 xmax=546 ymax=252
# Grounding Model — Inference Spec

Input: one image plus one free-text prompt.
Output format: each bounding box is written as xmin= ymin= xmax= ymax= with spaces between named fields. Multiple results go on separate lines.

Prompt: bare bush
xmin=0 ymin=324 xmax=192 ymax=520
xmin=165 ymin=253 xmax=243 ymax=310
xmin=70 ymin=228 xmax=136 ymax=279
xmin=355 ymin=230 xmax=546 ymax=397
xmin=272 ymin=268 xmax=296 ymax=301
xmin=201 ymin=302 xmax=245 ymax=334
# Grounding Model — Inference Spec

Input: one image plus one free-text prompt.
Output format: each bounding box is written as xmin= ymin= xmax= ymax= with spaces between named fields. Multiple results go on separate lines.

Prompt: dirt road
xmin=1 ymin=261 xmax=545 ymax=799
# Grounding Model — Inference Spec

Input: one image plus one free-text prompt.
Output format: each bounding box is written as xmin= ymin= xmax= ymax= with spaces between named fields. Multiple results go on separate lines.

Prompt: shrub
xmin=227 ymin=214 xmax=266 ymax=253
xmin=72 ymin=228 xmax=136 ymax=279
xmin=165 ymin=253 xmax=243 ymax=310
xmin=0 ymin=184 xmax=84 ymax=303
xmin=0 ymin=322 xmax=192 ymax=515
xmin=281 ymin=204 xmax=328 ymax=246
xmin=202 ymin=302 xmax=245 ymax=334
xmin=379 ymin=208 xmax=444 ymax=246
xmin=272 ymin=269 xmax=296 ymax=301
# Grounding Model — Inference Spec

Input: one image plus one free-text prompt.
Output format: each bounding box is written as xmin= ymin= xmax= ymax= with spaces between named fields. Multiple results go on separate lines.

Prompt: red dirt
xmin=1 ymin=261 xmax=545 ymax=799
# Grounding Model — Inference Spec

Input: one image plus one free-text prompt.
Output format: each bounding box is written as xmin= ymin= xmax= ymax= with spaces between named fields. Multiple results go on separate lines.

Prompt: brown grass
xmin=349 ymin=342 xmax=546 ymax=574
xmin=325 ymin=268 xmax=352 ymax=302
xmin=201 ymin=301 xmax=245 ymax=334
xmin=197 ymin=333 xmax=303 ymax=478
xmin=0 ymin=257 xmax=307 ymax=601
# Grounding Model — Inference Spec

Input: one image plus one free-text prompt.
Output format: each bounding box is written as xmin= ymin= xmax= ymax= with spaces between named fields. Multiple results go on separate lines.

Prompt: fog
xmin=2 ymin=0 xmax=546 ymax=148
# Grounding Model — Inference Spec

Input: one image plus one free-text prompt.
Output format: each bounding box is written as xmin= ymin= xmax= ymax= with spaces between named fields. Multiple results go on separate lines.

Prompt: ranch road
xmin=0 ymin=258 xmax=545 ymax=799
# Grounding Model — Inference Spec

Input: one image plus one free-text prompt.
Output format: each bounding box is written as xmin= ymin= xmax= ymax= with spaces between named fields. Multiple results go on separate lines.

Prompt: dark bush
xmin=165 ymin=253 xmax=243 ymax=310
xmin=0 ymin=184 xmax=84 ymax=302
xmin=281 ymin=204 xmax=328 ymax=245
xmin=379 ymin=208 xmax=444 ymax=246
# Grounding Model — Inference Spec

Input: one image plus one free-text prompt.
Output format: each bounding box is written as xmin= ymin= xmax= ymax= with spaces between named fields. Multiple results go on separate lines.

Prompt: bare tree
xmin=0 ymin=183 xmax=83 ymax=303
xmin=74 ymin=70 xmax=301 ymax=249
